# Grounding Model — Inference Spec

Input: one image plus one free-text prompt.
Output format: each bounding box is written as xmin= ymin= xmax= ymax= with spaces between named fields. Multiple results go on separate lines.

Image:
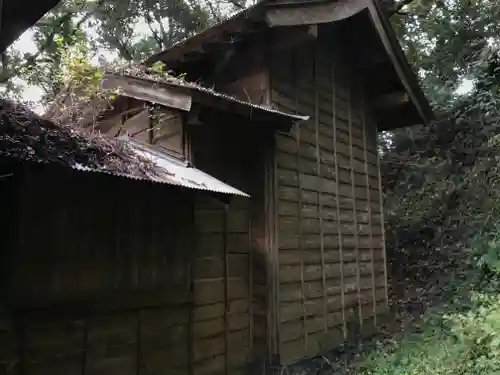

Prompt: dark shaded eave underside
xmin=369 ymin=0 xmax=434 ymax=128
xmin=0 ymin=0 xmax=60 ymax=52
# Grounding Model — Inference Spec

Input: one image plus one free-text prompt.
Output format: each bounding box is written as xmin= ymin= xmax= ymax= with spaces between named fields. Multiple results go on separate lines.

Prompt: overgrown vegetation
xmin=361 ymin=280 xmax=500 ymax=374
xmin=354 ymin=11 xmax=500 ymax=374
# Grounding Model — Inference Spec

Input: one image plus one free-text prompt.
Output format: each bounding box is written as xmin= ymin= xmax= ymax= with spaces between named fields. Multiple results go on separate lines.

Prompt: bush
xmin=359 ymin=281 xmax=500 ymax=375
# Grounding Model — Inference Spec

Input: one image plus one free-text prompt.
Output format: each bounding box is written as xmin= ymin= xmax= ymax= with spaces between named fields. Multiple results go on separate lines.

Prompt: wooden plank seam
xmin=360 ymin=89 xmax=378 ymax=327
xmin=273 ymin=132 xmax=281 ymax=355
xmin=223 ymin=204 xmax=229 ymax=375
xmin=81 ymin=318 xmax=88 ymax=375
xmin=331 ymin=62 xmax=347 ymax=340
xmin=265 ymin=148 xmax=274 ymax=361
xmin=376 ymin=126 xmax=389 ymax=308
xmin=248 ymin=215 xmax=254 ymax=354
xmin=313 ymin=45 xmax=328 ymax=335
xmin=347 ymin=76 xmax=363 ymax=336
xmin=296 ymin=121 xmax=308 ymax=356
xmin=292 ymin=47 xmax=308 ymax=358
xmin=188 ymin=202 xmax=195 ymax=375
xmin=136 ymin=310 xmax=142 ymax=375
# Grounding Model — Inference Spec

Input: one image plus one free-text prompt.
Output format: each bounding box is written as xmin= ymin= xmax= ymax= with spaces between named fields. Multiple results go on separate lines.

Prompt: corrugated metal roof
xmin=102 ymin=72 xmax=310 ymax=122
xmin=127 ymin=140 xmax=249 ymax=197
xmin=73 ymin=138 xmax=249 ymax=197
xmin=177 ymin=78 xmax=310 ymax=121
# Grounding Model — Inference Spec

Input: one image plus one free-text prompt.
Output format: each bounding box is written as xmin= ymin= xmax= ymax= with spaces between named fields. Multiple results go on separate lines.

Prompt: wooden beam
xmin=265 ymin=0 xmax=367 ymax=27
xmin=371 ymin=91 xmax=409 ymax=110
xmin=101 ymin=74 xmax=193 ymax=112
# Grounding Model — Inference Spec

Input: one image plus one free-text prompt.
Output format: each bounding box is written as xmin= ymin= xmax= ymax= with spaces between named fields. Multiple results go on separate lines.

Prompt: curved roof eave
xmin=0 ymin=0 xmax=60 ymax=53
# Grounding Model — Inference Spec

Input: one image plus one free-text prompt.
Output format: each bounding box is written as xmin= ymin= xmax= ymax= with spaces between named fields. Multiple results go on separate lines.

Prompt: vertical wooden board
xmin=192 ymin=256 xmax=225 ymax=280
xmin=227 ymin=209 xmax=250 ymax=234
xmin=227 ymin=233 xmax=251 ymax=254
xmin=196 ymin=209 xmax=225 ymax=234
xmin=193 ymin=279 xmax=225 ymax=305
xmin=140 ymin=307 xmax=189 ymax=350
xmin=24 ymin=317 xmax=84 ymax=369
xmin=280 ymin=320 xmax=306 ymax=343
xmin=192 ymin=335 xmax=226 ymax=362
xmin=360 ymin=88 xmax=379 ymax=328
xmin=196 ymin=234 xmax=225 ymax=258
xmin=375 ymin=129 xmax=389 ymax=310
xmin=346 ymin=81 xmax=364 ymax=333
xmin=279 ymin=337 xmax=305 ymax=365
xmin=86 ymin=313 xmax=138 ymax=375
xmin=328 ymin=50 xmax=347 ymax=341
xmin=192 ymin=299 xmax=249 ymax=322
xmin=141 ymin=345 xmax=189 ymax=375
xmin=313 ymin=39 xmax=328 ymax=335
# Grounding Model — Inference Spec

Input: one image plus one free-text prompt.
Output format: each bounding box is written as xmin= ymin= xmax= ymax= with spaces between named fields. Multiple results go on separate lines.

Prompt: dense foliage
xmin=356 ymin=1 xmax=500 ymax=374
xmin=6 ymin=0 xmax=499 ymax=105
xmin=0 ymin=0 xmax=245 ymax=101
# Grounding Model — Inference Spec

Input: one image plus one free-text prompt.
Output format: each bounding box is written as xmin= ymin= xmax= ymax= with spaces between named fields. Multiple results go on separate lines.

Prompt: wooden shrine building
xmin=142 ymin=0 xmax=434 ymax=368
xmin=0 ymin=0 xmax=433 ymax=374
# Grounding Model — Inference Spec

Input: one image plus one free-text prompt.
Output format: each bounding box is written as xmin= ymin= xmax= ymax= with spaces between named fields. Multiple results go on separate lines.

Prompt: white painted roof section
xmin=126 ymin=140 xmax=249 ymax=197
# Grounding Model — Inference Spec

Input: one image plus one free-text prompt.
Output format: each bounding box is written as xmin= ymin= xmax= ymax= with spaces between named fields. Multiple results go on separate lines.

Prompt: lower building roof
xmin=0 ymin=98 xmax=248 ymax=197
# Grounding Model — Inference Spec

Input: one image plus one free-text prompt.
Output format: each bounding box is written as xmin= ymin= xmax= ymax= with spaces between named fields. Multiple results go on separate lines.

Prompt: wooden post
xmin=291 ymin=47 xmax=308 ymax=357
xmin=264 ymin=138 xmax=278 ymax=363
xmin=347 ymin=79 xmax=363 ymax=334
xmin=188 ymin=198 xmax=195 ymax=375
xmin=361 ymin=90 xmax=377 ymax=327
xmin=272 ymin=135 xmax=281 ymax=359
xmin=223 ymin=204 xmax=229 ymax=375
xmin=248 ymin=217 xmax=254 ymax=355
xmin=81 ymin=318 xmax=88 ymax=375
xmin=19 ymin=319 xmax=26 ymax=375
xmin=295 ymin=120 xmax=308 ymax=355
xmin=136 ymin=311 xmax=142 ymax=375
xmin=331 ymin=63 xmax=347 ymax=340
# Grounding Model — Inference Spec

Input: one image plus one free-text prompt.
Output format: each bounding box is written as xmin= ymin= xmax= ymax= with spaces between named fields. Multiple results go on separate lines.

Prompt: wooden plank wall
xmin=189 ymin=121 xmax=272 ymax=374
xmin=0 ymin=165 xmax=254 ymax=375
xmin=270 ymin=39 xmax=388 ymax=364
xmin=192 ymin=194 xmax=252 ymax=375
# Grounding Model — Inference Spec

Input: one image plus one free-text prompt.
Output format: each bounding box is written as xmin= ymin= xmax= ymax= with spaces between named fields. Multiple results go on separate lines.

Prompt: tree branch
xmin=0 ymin=0 xmax=105 ymax=85
xmin=145 ymin=11 xmax=164 ymax=50
xmin=221 ymin=0 xmax=245 ymax=9
xmin=388 ymin=0 xmax=417 ymax=16
xmin=204 ymin=0 xmax=222 ymax=23
xmin=152 ymin=3 xmax=169 ymax=48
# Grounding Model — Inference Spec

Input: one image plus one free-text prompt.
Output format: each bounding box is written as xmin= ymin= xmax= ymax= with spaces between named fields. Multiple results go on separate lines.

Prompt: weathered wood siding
xmin=0 ymin=162 xmax=255 ymax=375
xmin=189 ymin=121 xmax=273 ymax=374
xmin=192 ymin=193 xmax=253 ymax=375
xmin=270 ymin=39 xmax=388 ymax=364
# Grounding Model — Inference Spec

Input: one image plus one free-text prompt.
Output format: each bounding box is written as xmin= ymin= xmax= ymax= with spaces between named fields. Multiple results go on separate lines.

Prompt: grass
xmin=356 ymin=278 xmax=500 ymax=375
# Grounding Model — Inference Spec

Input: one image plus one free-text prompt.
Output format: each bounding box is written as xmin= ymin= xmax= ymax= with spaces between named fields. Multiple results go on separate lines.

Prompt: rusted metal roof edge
xmin=187 ymin=82 xmax=310 ymax=121
xmin=103 ymin=73 xmax=309 ymax=122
